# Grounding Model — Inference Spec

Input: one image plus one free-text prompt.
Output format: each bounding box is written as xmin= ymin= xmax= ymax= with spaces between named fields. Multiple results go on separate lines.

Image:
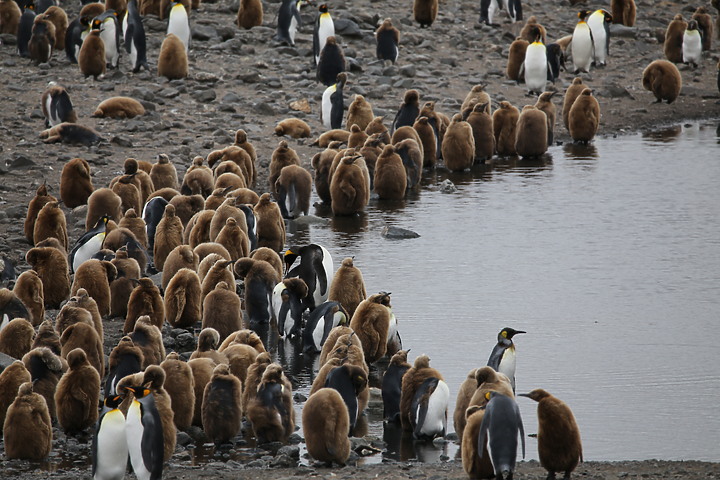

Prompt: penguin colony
xmin=0 ymin=0 xmax=713 ymax=476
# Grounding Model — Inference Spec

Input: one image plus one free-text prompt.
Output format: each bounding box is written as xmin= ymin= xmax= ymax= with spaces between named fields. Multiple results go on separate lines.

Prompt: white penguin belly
xmin=289 ymin=16 xmax=298 ymax=44
xmin=129 ymin=42 xmax=138 ymax=69
xmin=587 ymin=17 xmax=607 ymax=65
xmin=73 ymin=233 xmax=105 ymax=273
xmin=524 ymin=43 xmax=547 ymax=92
xmin=45 ymin=95 xmax=58 ymax=126
xmin=498 ymin=347 xmax=517 ymax=388
xmin=125 ymin=401 xmax=151 ymax=480
xmin=316 ymin=245 xmax=333 ymax=305
xmin=0 ymin=314 xmax=9 ymax=331
xmin=316 ymin=17 xmax=334 ymax=62
xmin=571 ymin=24 xmax=593 ymax=72
xmin=417 ymin=380 xmax=449 ymax=437
xmin=321 ymin=84 xmax=334 ymax=129
xmin=95 ymin=410 xmax=128 ymax=480
xmin=101 ymin=21 xmax=119 ymax=67
xmin=683 ymin=33 xmax=702 ymax=64
xmin=168 ymin=6 xmax=190 ymax=52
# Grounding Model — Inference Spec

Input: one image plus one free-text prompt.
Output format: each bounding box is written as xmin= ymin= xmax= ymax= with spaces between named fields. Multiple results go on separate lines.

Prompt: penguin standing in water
xmin=587 ymin=9 xmax=612 ymax=66
xmin=487 ymin=327 xmax=525 ymax=392
xmin=571 ymin=11 xmax=594 ymax=74
xmin=272 ymin=277 xmax=308 ymax=339
xmin=276 ymin=0 xmax=305 ymax=46
xmin=312 ymin=3 xmax=334 ymax=65
xmin=392 ymin=89 xmax=420 ymax=133
xmin=381 ymin=349 xmax=410 ymax=423
xmin=302 ymin=301 xmax=348 ymax=353
xmin=69 ymin=214 xmax=110 ymax=274
xmin=520 ymin=29 xmax=550 ymax=94
xmin=324 ymin=364 xmax=367 ymax=434
xmin=167 ymin=0 xmax=189 ymax=52
xmin=123 ymin=0 xmax=148 ymax=72
xmin=92 ymin=395 xmax=128 ymax=480
xmin=92 ymin=11 xmax=121 ymax=68
xmin=284 ymin=243 xmax=333 ymax=311
xmin=17 ymin=3 xmax=36 ymax=58
xmin=479 ymin=391 xmax=525 ymax=480
xmin=400 ymin=354 xmax=449 ymax=439
xmin=321 ymin=72 xmax=346 ymax=130
xmin=125 ymin=386 xmax=164 ymax=480
xmin=375 ymin=18 xmax=399 ymax=64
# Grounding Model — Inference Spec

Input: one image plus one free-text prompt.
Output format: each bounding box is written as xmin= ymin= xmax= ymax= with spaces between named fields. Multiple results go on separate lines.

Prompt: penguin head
xmin=687 ymin=20 xmax=699 ymax=32
xmin=577 ymin=10 xmax=589 ymax=21
xmin=318 ymin=3 xmax=328 ymax=14
xmin=518 ymin=388 xmax=551 ymax=402
xmin=126 ymin=385 xmax=152 ymax=399
xmin=283 ymin=247 xmax=300 ymax=274
xmin=499 ymin=327 xmax=526 ymax=341
xmin=336 ymin=72 xmax=347 ymax=89
xmin=104 ymin=394 xmax=123 ymax=409
xmin=95 ymin=214 xmax=110 ymax=229
xmin=91 ymin=18 xmax=103 ymax=31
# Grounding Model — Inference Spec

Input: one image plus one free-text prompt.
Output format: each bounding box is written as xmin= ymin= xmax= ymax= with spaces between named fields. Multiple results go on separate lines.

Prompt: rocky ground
xmin=0 ymin=0 xmax=719 ymax=477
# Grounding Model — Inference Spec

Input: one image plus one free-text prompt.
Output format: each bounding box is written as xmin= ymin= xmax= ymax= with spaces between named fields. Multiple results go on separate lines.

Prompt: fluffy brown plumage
xmin=202 ymin=363 xmax=243 ymax=443
xmin=24 ymin=183 xmax=56 ymax=245
xmin=2 ymin=382 xmax=52 ymax=460
xmin=124 ymin=277 xmax=165 ymax=333
xmin=0 ymin=361 xmax=31 ymax=432
xmin=349 ymin=292 xmax=392 ymax=364
xmin=85 ymin=187 xmax=122 ymax=230
xmin=215 ymin=217 xmax=250 ymax=260
xmin=413 ymin=0 xmax=437 ymax=27
xmin=303 ymin=388 xmax=351 ymax=465
xmin=462 ymin=405 xmax=494 ymax=479
xmin=399 ymin=354 xmax=444 ymax=432
xmin=269 ymin=140 xmax=301 ymax=194
xmin=515 ymin=105 xmax=548 ymax=158
xmin=13 ymin=269 xmax=44 ymax=326
xmin=164 ymin=267 xmax=202 ymax=328
xmin=32 ymin=201 xmax=67 ymax=250
xmin=161 ymin=245 xmax=199 ymax=291
xmin=70 ymin=259 xmax=116 ymax=317
xmin=611 ymin=0 xmax=635 ymax=26
xmin=442 ymin=114 xmax=475 ymax=171
xmin=21 ymin=347 xmax=63 ymax=421
xmin=151 ymin=154 xmax=180 ymax=191
xmin=158 ymin=33 xmax=188 ymax=80
xmin=246 ymin=363 xmax=294 ymax=444
xmin=492 ymin=101 xmax=520 ymax=156
xmin=346 ymin=95 xmax=374 ymax=131
xmin=187 ymin=357 xmax=215 ymax=427
xmin=373 ymin=145 xmax=406 ymax=199
xmin=202 ymin=281 xmax=241 ymax=343
xmin=78 ymin=29 xmax=105 ymax=79
xmin=25 ymin=246 xmax=70 ymax=308
xmin=642 ymin=60 xmax=682 ymax=104
xmin=154 ymin=203 xmax=184 ymax=271
xmin=465 ymin=103 xmax=495 ymax=163
xmin=160 ymin=352 xmax=195 ymax=430
xmin=200 ymin=258 xmax=235 ymax=300
xmin=412 ymin=116 xmax=436 ymax=169
xmin=93 ymin=96 xmax=145 ymax=118
xmin=0 ymin=318 xmax=35 ymax=360
xmin=59 ymin=322 xmax=104 ymax=378
xmin=54 ymin=348 xmax=100 ymax=434
xmin=275 ymin=118 xmax=311 ymax=138
xmin=60 ymin=158 xmax=93 ymax=209
xmin=0 ymin=0 xmax=21 ymax=35
xmin=254 ymin=193 xmax=286 ymax=252
xmin=507 ymin=37 xmax=529 ymax=81
xmin=330 ymin=155 xmax=370 ymax=216
xmin=129 ymin=315 xmax=166 ymax=367
xmin=664 ymin=14 xmax=687 ymax=64
xmin=568 ymin=89 xmax=600 ymax=143
xmin=328 ymin=257 xmax=366 ymax=318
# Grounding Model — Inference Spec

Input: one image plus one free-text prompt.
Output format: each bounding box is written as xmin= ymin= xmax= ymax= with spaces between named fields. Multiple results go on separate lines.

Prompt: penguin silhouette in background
xmin=123 ymin=0 xmax=148 ymax=72
xmin=284 ymin=243 xmax=333 ymax=311
xmin=92 ymin=10 xmax=121 ymax=68
xmin=321 ymin=72 xmax=346 ymax=130
xmin=69 ymin=214 xmax=110 ymax=274
xmin=487 ymin=327 xmax=525 ymax=392
xmin=92 ymin=395 xmax=129 ymax=480
xmin=479 ymin=391 xmax=525 ymax=480
xmin=312 ymin=3 xmax=333 ymax=65
xmin=276 ymin=0 xmax=306 ymax=46
xmin=375 ymin=18 xmax=399 ymax=64
xmin=125 ymin=386 xmax=164 ymax=480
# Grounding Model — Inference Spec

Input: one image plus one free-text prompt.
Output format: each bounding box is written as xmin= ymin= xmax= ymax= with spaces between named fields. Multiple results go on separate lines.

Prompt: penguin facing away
xmin=125 ymin=386 xmax=164 ymax=480
xmin=17 ymin=4 xmax=36 ymax=58
xmin=486 ymin=327 xmax=525 ymax=392
xmin=284 ymin=243 xmax=333 ymax=311
xmin=382 ymin=349 xmax=411 ymax=423
xmin=375 ymin=18 xmax=399 ymax=64
xmin=316 ymin=35 xmax=345 ymax=87
xmin=478 ymin=391 xmax=525 ymax=480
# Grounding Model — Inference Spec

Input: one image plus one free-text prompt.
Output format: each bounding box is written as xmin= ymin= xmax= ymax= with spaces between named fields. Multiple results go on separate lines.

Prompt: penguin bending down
xmin=68 ymin=214 xmax=109 ymax=274
xmin=125 ymin=386 xmax=164 ymax=480
xmin=587 ymin=9 xmax=612 ymax=66
xmin=143 ymin=196 xmax=169 ymax=253
xmin=302 ymin=301 xmax=348 ymax=353
xmin=272 ymin=277 xmax=308 ymax=339
xmin=17 ymin=5 xmax=36 ymax=58
xmin=92 ymin=395 xmax=128 ymax=480
xmin=321 ymin=72 xmax=346 ymax=130
xmin=410 ymin=375 xmax=449 ymax=439
xmin=92 ymin=11 xmax=121 ymax=68
xmin=276 ymin=0 xmax=306 ymax=46
xmin=284 ymin=243 xmax=333 ymax=311
xmin=312 ymin=3 xmax=333 ymax=65
xmin=571 ymin=11 xmax=594 ymax=73
xmin=487 ymin=327 xmax=525 ymax=392
xmin=41 ymin=83 xmax=77 ymax=128
xmin=478 ymin=391 xmax=526 ymax=480
xmin=167 ymin=0 xmax=189 ymax=52
xmin=123 ymin=0 xmax=148 ymax=72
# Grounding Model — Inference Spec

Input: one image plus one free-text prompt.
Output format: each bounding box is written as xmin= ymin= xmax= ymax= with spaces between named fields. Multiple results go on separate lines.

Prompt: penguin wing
xmin=411 ymin=377 xmax=439 ymax=437
xmin=391 ymin=107 xmax=402 ymax=133
xmin=124 ymin=22 xmax=134 ymax=53
xmin=603 ymin=19 xmax=610 ymax=55
xmin=54 ymin=91 xmax=74 ymax=123
xmin=292 ymin=5 xmax=302 ymax=27
xmin=91 ymin=412 xmax=102 ymax=476
xmin=517 ymin=62 xmax=525 ymax=84
xmin=312 ymin=17 xmax=320 ymax=63
xmin=311 ymin=251 xmax=328 ymax=297
xmin=140 ymin=403 xmax=164 ymax=477
xmin=477 ymin=405 xmax=490 ymax=459
xmin=517 ymin=403 xmax=525 ymax=458
xmin=546 ymin=59 xmax=554 ymax=82
xmin=486 ymin=344 xmax=504 ymax=370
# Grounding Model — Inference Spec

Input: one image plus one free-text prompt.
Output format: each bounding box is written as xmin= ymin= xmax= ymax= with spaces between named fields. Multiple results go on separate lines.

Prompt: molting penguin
xmin=233 ymin=257 xmax=280 ymax=328
xmin=642 ymin=60 xmax=682 ymax=104
xmin=275 ymin=0 xmax=305 ymax=46
xmin=28 ymin=14 xmax=55 ymax=64
xmin=691 ymin=7 xmax=712 ymax=52
xmin=316 ymin=36 xmax=345 ymax=87
xmin=413 ymin=0 xmax=437 ymax=27
xmin=568 ymin=88 xmax=599 ymax=143
xmin=92 ymin=10 xmax=120 ymax=68
xmin=273 ymin=277 xmax=308 ymax=338
xmin=587 ymin=9 xmax=612 ymax=66
xmin=125 ymin=385 xmax=164 ymax=480
xmin=321 ymin=72 xmax=346 ymax=130
xmin=312 ymin=3 xmax=333 ymax=65
xmin=92 ymin=394 xmax=128 ymax=480
xmin=123 ymin=0 xmax=148 ymax=72
xmin=571 ymin=11 xmax=593 ymax=73
xmin=323 ymin=363 xmax=367 ymax=434
xmin=302 ymin=388 xmax=351 ymax=465
xmin=166 ymin=0 xmax=189 ymax=51
xmin=519 ymin=388 xmax=583 ymax=480
xmin=246 ymin=363 xmax=294 ymax=443
xmin=399 ymin=354 xmax=448 ymax=439
xmin=375 ymin=18 xmax=399 ymax=64
xmin=142 ymin=196 xmax=169 ymax=252
xmin=69 ymin=214 xmax=109 ymax=274
xmin=381 ymin=349 xmax=410 ymax=423
xmin=479 ymin=391 xmax=526 ymax=480
xmin=275 ymin=164 xmax=311 ymax=219
xmin=487 ymin=327 xmax=525 ymax=392
xmin=302 ymin=301 xmax=348 ymax=353
xmin=521 ymin=30 xmax=550 ymax=94
xmin=683 ymin=20 xmax=702 ymax=68
xmin=664 ymin=14 xmax=687 ymax=64
xmin=284 ymin=243 xmax=333 ymax=311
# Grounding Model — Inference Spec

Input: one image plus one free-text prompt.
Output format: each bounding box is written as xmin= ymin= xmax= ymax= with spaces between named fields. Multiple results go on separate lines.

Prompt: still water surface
xmin=278 ymin=121 xmax=720 ymax=464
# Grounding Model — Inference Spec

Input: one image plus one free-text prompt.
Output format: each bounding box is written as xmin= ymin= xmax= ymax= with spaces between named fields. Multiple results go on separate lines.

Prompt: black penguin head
xmin=687 ymin=20 xmax=699 ymax=32
xmin=318 ymin=3 xmax=328 ymax=13
xmin=95 ymin=214 xmax=110 ymax=229
xmin=336 ymin=72 xmax=347 ymax=89
xmin=499 ymin=327 xmax=526 ymax=341
xmin=104 ymin=394 xmax=123 ymax=409
xmin=577 ymin=10 xmax=590 ymax=20
xmin=126 ymin=386 xmax=152 ymax=399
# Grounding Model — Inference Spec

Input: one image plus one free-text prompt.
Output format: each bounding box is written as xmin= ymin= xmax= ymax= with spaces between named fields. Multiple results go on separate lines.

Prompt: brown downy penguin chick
xmin=170 ymin=194 xmax=205 ymax=228
xmin=318 ymin=326 xmax=354 ymax=366
xmin=493 ymin=101 xmax=520 ymax=156
xmin=664 ymin=14 xmax=687 ymax=64
xmin=399 ymin=354 xmax=445 ymax=433
xmin=158 ymin=33 xmax=188 ymax=80
xmin=102 ymin=224 xmax=140 ymax=252
xmin=0 ymin=288 xmax=30 ymax=328
xmin=642 ymin=60 xmax=682 ymax=104
xmin=110 ymin=248 xmax=141 ymax=318
xmin=204 ymin=187 xmax=232 ymax=211
xmin=466 ymin=103 xmax=495 ymax=163
xmin=188 ymin=211 xmax=215 ymax=248
xmin=275 ymin=164 xmax=312 ymax=219
xmin=254 ymin=193 xmax=286 ymax=252
xmin=519 ymin=389 xmax=583 ymax=480
xmin=328 ymin=257 xmax=366 ymax=318
xmin=310 ymin=144 xmax=340 ymax=204
xmin=113 ymin=158 xmax=154 ymax=210
xmin=390 ymin=125 xmax=422 ymax=151
xmin=79 ymin=29 xmax=105 ymax=79
xmin=190 ymin=327 xmax=228 ymax=365
xmin=692 ymin=7 xmax=713 ymax=51
xmin=610 ymin=0 xmax=635 ymax=27
xmin=85 ymin=187 xmax=122 ymax=230
xmin=215 ymin=217 xmax=250 ymax=260
xmin=13 ymin=269 xmax=44 ymax=326
xmin=233 ymin=129 xmax=257 ymax=183
xmin=562 ymin=78 xmax=586 ymax=130
xmin=54 ymin=348 xmax=100 ymax=434
xmin=236 ymin=0 xmax=262 ymax=29
xmin=220 ymin=328 xmax=267 ymax=353
xmin=25 ymin=246 xmax=70 ymax=308
xmin=40 ymin=123 xmax=104 ymax=146
xmin=461 ymin=84 xmax=492 ymax=113
xmin=68 ymin=287 xmax=104 ymax=342
xmin=197 ymin=251 xmax=231 ymax=282
xmin=462 ymin=405 xmax=495 ymax=480
xmin=275 ymin=118 xmax=311 ymax=138
xmin=214 ymin=172 xmax=246 ymax=195
xmin=365 ymin=116 xmax=391 ymax=144
xmin=568 ymin=89 xmax=600 ymax=144
xmin=124 ymin=277 xmax=164 ymax=333
xmin=349 ymin=292 xmax=392 ymax=364
xmin=188 ymin=357 xmax=215 ymax=427
xmin=25 ymin=183 xmax=56 ymax=245
xmin=303 ymin=388 xmax=351 ymax=465
xmin=0 ymin=318 xmax=35 ymax=360
xmin=60 ymin=158 xmax=93 ymax=209
xmin=33 ymin=201 xmax=67 ymax=251
xmin=515 ymin=105 xmax=548 ymax=158
xmin=507 ymin=37 xmax=530 ymax=81
xmin=519 ymin=16 xmax=546 ymax=44
xmin=202 ymin=281 xmax=242 ymax=343
xmin=310 ymin=129 xmax=351 ymax=148
xmin=3 ymin=382 xmax=52 ymax=460
xmin=129 ymin=315 xmax=166 ymax=367
xmin=453 ymin=368 xmax=480 ymax=440
xmin=93 ymin=96 xmax=145 ymax=119
xmin=250 ymin=247 xmax=283 ymax=279
xmin=0 ymin=0 xmax=21 ymax=35
xmin=54 ymin=302 xmax=94 ymax=337
xmin=111 ymin=174 xmax=142 ymax=214
xmin=160 ymin=352 xmax=195 ymax=430
xmin=232 ymin=258 xmax=281 ymax=328
xmin=330 ymin=155 xmax=370 ymax=216
xmin=200 ymin=258 xmax=234 ymax=300
xmin=347 ymin=124 xmax=369 ymax=148
xmin=535 ymin=92 xmax=557 ymax=146
xmin=241 ymin=351 xmax=271 ymax=416
xmin=118 ymin=208 xmax=148 ymax=248
xmin=32 ymin=320 xmax=61 ymax=355
xmin=59 ymin=322 xmax=104 ymax=378
xmin=164 ymin=267 xmax=202 ymax=329
xmin=181 ymin=157 xmax=214 ymax=197
xmin=455 ymin=366 xmax=514 ymax=441
xmin=202 ymin=363 xmax=243 ymax=444
xmin=0 ymin=361 xmax=31 ymax=431
xmin=161 ymin=245 xmax=199 ymax=291
xmin=29 ymin=15 xmax=56 ymax=65
xmin=413 ymin=0 xmax=437 ymax=27
xmin=70 ymin=259 xmax=116 ymax=317
xmin=269 ymin=140 xmax=301 ymax=194
xmin=223 ymin=343 xmax=258 ymax=384
xmin=373 ymin=145 xmax=406 ymax=199
xmin=412 ymin=116 xmax=436 ymax=169
xmin=154 ymin=203 xmax=184 ymax=271
xmin=394 ymin=138 xmax=423 ymax=189
xmin=209 ymin=197 xmax=248 ymax=241
xmin=21 ymin=347 xmax=63 ymax=421
xmin=42 ymin=6 xmax=67 ymax=50
xmin=246 ymin=363 xmax=294 ymax=444
xmin=151 ymin=154 xmax=180 ymax=191
xmin=347 ymin=95 xmax=374 ymax=131
xmin=442 ymin=114 xmax=475 ymax=171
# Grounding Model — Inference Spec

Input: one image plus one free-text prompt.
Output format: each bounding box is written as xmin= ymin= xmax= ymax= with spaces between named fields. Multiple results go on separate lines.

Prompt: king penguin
xmin=321 ymin=72 xmax=346 ymax=130
xmin=312 ymin=3 xmax=333 ymax=65
xmin=478 ymin=391 xmax=525 ymax=480
xmin=683 ymin=20 xmax=702 ymax=68
xmin=276 ymin=0 xmax=305 ymax=46
xmin=486 ymin=327 xmax=525 ymax=392
xmin=65 ymin=17 xmax=85 ymax=63
xmin=284 ymin=243 xmax=333 ymax=311
xmin=571 ymin=10 xmax=594 ymax=73
xmin=167 ymin=0 xmax=189 ymax=52
xmin=520 ymin=30 xmax=551 ymax=95
xmin=480 ymin=0 xmax=522 ymax=26
xmin=302 ymin=301 xmax=347 ymax=353
xmin=42 ymin=82 xmax=76 ymax=128
xmin=410 ymin=374 xmax=449 ymax=439
xmin=375 ymin=18 xmax=399 ymax=64
xmin=123 ymin=0 xmax=148 ymax=72
xmin=17 ymin=3 xmax=36 ymax=58
xmin=125 ymin=386 xmax=164 ymax=480
xmin=142 ymin=196 xmax=169 ymax=253
xmin=92 ymin=10 xmax=121 ymax=68
xmin=92 ymin=395 xmax=128 ymax=480
xmin=587 ymin=9 xmax=611 ymax=66
xmin=69 ymin=214 xmax=110 ymax=274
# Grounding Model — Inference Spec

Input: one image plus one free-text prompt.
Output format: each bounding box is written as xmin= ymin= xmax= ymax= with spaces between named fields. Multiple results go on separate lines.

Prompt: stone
xmin=381 ymin=226 xmax=420 ymax=239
